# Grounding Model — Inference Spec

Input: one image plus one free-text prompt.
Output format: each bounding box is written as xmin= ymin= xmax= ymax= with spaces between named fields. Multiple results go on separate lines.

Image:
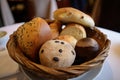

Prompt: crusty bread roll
xmin=60 ymin=23 xmax=86 ymax=41
xmin=57 ymin=35 xmax=77 ymax=48
xmin=54 ymin=7 xmax=95 ymax=28
xmin=16 ymin=17 xmax=52 ymax=61
xmin=49 ymin=20 xmax=62 ymax=39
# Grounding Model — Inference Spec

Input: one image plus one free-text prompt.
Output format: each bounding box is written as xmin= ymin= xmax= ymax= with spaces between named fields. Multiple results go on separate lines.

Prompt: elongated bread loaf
xmin=54 ymin=7 xmax=95 ymax=28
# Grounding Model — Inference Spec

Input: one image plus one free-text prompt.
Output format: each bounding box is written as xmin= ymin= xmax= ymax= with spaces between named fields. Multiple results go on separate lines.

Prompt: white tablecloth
xmin=0 ymin=23 xmax=120 ymax=80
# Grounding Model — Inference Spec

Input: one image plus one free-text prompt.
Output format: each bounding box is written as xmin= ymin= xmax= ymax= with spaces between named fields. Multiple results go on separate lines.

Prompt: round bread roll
xmin=60 ymin=23 xmax=86 ymax=41
xmin=75 ymin=38 xmax=99 ymax=63
xmin=57 ymin=35 xmax=77 ymax=48
xmin=49 ymin=20 xmax=62 ymax=39
xmin=39 ymin=40 xmax=76 ymax=68
xmin=54 ymin=7 xmax=95 ymax=28
xmin=16 ymin=17 xmax=52 ymax=61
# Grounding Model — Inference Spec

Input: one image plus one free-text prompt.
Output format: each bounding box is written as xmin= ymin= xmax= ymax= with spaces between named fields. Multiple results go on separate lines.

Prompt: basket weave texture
xmin=7 ymin=27 xmax=111 ymax=80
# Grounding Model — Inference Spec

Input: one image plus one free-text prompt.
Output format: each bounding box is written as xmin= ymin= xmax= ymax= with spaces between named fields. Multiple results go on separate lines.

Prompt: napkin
xmin=0 ymin=49 xmax=19 ymax=78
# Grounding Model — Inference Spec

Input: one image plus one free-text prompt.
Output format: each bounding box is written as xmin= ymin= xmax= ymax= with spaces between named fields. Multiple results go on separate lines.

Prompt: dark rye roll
xmin=75 ymin=38 xmax=99 ymax=63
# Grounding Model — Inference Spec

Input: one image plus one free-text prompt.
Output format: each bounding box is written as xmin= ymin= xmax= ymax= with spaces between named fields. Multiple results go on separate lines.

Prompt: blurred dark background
xmin=0 ymin=0 xmax=120 ymax=32
xmin=56 ymin=0 xmax=120 ymax=32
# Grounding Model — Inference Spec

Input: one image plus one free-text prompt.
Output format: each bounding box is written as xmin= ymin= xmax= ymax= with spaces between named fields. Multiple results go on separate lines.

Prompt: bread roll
xmin=39 ymin=40 xmax=76 ymax=68
xmin=57 ymin=35 xmax=77 ymax=48
xmin=75 ymin=38 xmax=99 ymax=63
xmin=49 ymin=20 xmax=62 ymax=39
xmin=60 ymin=23 xmax=86 ymax=41
xmin=16 ymin=17 xmax=52 ymax=61
xmin=54 ymin=7 xmax=95 ymax=28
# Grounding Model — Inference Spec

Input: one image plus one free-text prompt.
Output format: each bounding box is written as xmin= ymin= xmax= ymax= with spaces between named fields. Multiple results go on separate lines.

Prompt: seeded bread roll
xmin=57 ymin=35 xmax=77 ymax=48
xmin=60 ymin=23 xmax=86 ymax=41
xmin=54 ymin=7 xmax=95 ymax=28
xmin=49 ymin=20 xmax=62 ymax=39
xmin=16 ymin=17 xmax=52 ymax=61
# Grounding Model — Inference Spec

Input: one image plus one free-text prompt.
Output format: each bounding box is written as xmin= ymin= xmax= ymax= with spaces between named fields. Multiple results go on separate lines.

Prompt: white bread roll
xmin=57 ymin=35 xmax=77 ymax=48
xmin=16 ymin=17 xmax=52 ymax=61
xmin=54 ymin=7 xmax=95 ymax=28
xmin=60 ymin=23 xmax=86 ymax=41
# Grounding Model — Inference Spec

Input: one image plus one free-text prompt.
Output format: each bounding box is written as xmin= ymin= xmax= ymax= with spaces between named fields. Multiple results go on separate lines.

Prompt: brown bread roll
xmin=75 ymin=38 xmax=99 ymax=63
xmin=16 ymin=17 xmax=52 ymax=61
xmin=49 ymin=20 xmax=62 ymax=39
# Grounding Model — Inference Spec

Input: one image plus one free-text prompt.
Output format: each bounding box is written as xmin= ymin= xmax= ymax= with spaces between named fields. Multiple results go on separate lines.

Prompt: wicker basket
xmin=7 ymin=27 xmax=110 ymax=80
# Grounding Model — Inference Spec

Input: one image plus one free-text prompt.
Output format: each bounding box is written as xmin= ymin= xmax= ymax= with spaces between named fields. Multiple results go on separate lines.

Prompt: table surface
xmin=0 ymin=23 xmax=120 ymax=80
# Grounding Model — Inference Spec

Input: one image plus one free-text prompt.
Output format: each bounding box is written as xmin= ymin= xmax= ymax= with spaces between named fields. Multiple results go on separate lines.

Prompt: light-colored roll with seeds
xmin=54 ymin=7 xmax=95 ymax=28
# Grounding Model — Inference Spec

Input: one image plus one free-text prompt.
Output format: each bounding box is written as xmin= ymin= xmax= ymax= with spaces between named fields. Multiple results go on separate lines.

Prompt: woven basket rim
xmin=7 ymin=27 xmax=111 ymax=79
